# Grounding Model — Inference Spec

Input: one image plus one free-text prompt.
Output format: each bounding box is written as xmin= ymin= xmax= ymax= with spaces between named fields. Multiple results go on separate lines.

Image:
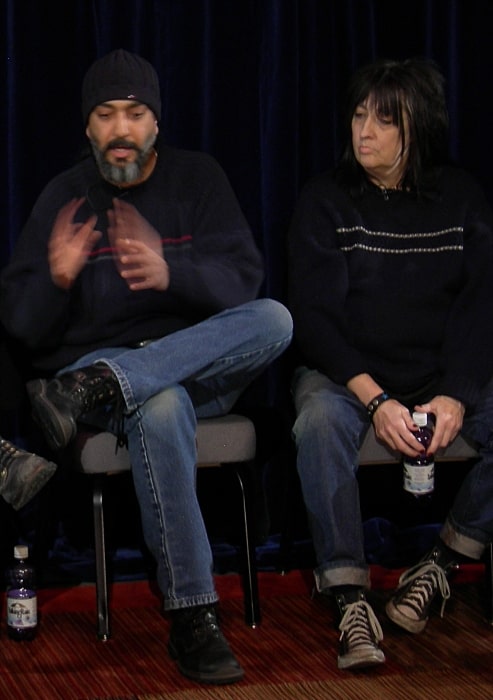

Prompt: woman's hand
xmin=414 ymin=395 xmax=465 ymax=454
xmin=372 ymin=400 xmax=424 ymax=457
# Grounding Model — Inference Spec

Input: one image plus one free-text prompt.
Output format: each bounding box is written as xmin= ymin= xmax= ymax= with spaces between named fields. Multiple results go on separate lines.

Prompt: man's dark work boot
xmin=168 ymin=605 xmax=244 ymax=684
xmin=0 ymin=438 xmax=57 ymax=510
xmin=26 ymin=364 xmax=122 ymax=451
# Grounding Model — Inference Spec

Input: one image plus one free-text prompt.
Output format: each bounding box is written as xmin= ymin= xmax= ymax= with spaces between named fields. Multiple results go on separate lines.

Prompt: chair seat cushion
xmin=73 ymin=414 xmax=256 ymax=474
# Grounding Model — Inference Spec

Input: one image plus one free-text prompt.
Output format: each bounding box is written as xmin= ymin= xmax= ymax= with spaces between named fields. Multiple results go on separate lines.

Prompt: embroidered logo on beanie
xmin=81 ymin=48 xmax=161 ymax=124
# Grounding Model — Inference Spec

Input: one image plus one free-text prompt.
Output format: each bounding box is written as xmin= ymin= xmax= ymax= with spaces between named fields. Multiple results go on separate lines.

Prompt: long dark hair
xmin=335 ymin=58 xmax=449 ymax=196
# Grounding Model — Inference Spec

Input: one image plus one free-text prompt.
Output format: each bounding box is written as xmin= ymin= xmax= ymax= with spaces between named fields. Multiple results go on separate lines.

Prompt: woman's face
xmin=351 ymin=98 xmax=409 ymax=188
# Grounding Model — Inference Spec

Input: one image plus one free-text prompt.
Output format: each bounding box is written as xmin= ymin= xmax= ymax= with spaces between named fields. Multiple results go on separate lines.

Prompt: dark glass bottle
xmin=402 ymin=412 xmax=435 ymax=498
xmin=6 ymin=545 xmax=38 ymax=641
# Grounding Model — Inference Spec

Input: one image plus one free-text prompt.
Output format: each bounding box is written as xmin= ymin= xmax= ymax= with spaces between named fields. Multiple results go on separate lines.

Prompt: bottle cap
xmin=14 ymin=545 xmax=28 ymax=559
xmin=412 ymin=412 xmax=428 ymax=427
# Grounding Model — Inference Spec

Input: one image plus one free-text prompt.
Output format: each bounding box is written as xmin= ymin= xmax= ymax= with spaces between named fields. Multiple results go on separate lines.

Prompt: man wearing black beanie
xmin=1 ymin=48 xmax=293 ymax=684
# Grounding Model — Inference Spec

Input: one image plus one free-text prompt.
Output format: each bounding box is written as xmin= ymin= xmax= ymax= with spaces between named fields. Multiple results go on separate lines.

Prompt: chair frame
xmin=74 ymin=415 xmax=261 ymax=640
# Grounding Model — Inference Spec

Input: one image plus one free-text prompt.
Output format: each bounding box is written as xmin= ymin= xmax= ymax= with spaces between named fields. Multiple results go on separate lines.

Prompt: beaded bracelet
xmin=367 ymin=392 xmax=390 ymax=419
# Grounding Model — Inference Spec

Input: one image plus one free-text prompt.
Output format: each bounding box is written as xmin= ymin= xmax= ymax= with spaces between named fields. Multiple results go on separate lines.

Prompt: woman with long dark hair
xmin=288 ymin=57 xmax=493 ymax=671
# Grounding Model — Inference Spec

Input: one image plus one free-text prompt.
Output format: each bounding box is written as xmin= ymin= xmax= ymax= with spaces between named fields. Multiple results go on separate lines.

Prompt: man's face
xmin=86 ymin=100 xmax=159 ymax=185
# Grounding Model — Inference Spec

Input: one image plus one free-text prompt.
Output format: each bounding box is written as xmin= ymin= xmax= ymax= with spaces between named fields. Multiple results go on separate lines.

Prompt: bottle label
xmin=7 ymin=591 xmax=37 ymax=629
xmin=403 ymin=461 xmax=435 ymax=495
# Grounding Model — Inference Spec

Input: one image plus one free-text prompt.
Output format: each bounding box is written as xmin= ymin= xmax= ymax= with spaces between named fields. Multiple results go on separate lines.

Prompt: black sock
xmin=433 ymin=539 xmax=472 ymax=567
xmin=330 ymin=585 xmax=365 ymax=603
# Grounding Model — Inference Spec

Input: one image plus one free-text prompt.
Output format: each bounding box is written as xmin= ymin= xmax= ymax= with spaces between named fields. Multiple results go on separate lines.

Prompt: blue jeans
xmin=291 ymin=367 xmax=493 ymax=593
xmin=62 ymin=299 xmax=293 ymax=610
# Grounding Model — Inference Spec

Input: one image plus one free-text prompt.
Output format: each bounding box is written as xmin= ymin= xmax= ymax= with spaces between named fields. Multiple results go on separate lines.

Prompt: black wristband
xmin=367 ymin=392 xmax=390 ymax=419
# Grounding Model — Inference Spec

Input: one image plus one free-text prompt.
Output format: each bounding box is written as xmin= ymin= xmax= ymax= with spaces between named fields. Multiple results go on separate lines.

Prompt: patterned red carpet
xmin=0 ymin=567 xmax=492 ymax=699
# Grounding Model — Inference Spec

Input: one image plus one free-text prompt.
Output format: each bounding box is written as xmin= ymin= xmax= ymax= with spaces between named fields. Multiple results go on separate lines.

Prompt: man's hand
xmin=115 ymin=237 xmax=170 ymax=291
xmin=48 ymin=198 xmax=101 ymax=289
xmin=108 ymin=198 xmax=169 ymax=291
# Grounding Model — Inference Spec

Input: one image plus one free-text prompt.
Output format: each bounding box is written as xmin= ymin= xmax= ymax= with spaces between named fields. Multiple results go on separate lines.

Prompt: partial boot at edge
xmin=0 ymin=438 xmax=57 ymax=510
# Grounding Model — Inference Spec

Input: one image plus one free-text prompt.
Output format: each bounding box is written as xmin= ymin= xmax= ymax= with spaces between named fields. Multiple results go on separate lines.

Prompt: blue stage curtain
xmin=2 ymin=0 xmax=493 ymax=575
xmin=3 ymin=0 xmax=493 ymax=300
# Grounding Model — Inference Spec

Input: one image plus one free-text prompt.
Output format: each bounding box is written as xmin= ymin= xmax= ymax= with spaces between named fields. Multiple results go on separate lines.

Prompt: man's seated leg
xmin=124 ymin=385 xmax=244 ymax=684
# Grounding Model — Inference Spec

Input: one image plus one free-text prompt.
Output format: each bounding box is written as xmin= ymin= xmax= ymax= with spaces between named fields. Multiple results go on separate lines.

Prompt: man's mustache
xmin=105 ymin=140 xmax=138 ymax=152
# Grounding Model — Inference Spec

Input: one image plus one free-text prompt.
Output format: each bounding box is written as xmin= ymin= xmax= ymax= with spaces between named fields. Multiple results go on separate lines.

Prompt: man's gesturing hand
xmin=49 ymin=198 xmax=101 ymax=289
xmin=108 ymin=198 xmax=169 ymax=291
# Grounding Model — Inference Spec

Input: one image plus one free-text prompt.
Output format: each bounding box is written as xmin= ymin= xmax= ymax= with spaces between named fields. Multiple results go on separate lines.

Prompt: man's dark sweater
xmin=288 ymin=166 xmax=493 ymax=408
xmin=1 ymin=145 xmax=264 ymax=373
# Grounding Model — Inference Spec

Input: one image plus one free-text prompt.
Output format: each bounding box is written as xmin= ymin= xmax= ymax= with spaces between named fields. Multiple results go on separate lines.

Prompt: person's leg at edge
xmin=291 ymin=367 xmax=385 ymax=671
xmin=386 ymin=376 xmax=493 ymax=634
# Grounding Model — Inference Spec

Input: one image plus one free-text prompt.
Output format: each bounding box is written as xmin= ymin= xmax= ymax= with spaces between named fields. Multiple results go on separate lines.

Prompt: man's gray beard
xmin=90 ymin=135 xmax=156 ymax=185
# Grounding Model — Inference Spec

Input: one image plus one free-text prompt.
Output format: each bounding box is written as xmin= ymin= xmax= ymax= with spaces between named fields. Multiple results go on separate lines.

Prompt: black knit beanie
xmin=81 ymin=49 xmax=161 ymax=124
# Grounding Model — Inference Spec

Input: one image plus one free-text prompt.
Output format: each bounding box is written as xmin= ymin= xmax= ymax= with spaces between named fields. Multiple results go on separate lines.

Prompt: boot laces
xmin=339 ymin=600 xmax=383 ymax=649
xmin=178 ymin=606 xmax=221 ymax=649
xmin=85 ymin=373 xmax=127 ymax=449
xmin=396 ymin=561 xmax=451 ymax=619
xmin=113 ymin=392 xmax=128 ymax=451
xmin=71 ymin=371 xmax=127 ymax=451
xmin=73 ymin=374 xmax=119 ymax=413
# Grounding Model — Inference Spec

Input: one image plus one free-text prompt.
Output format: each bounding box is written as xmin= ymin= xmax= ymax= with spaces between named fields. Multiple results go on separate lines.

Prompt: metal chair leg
xmin=484 ymin=541 xmax=493 ymax=625
xmin=93 ymin=475 xmax=110 ymax=640
xmin=277 ymin=452 xmax=301 ymax=575
xmin=234 ymin=464 xmax=261 ymax=627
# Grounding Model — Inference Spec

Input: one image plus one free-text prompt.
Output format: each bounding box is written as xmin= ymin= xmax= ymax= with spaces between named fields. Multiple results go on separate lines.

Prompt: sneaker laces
xmin=339 ymin=600 xmax=383 ymax=649
xmin=395 ymin=561 xmax=451 ymax=619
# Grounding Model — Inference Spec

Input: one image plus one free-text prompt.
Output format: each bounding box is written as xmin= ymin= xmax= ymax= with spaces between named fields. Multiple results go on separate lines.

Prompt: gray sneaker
xmin=386 ymin=548 xmax=456 ymax=633
xmin=336 ymin=592 xmax=385 ymax=671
